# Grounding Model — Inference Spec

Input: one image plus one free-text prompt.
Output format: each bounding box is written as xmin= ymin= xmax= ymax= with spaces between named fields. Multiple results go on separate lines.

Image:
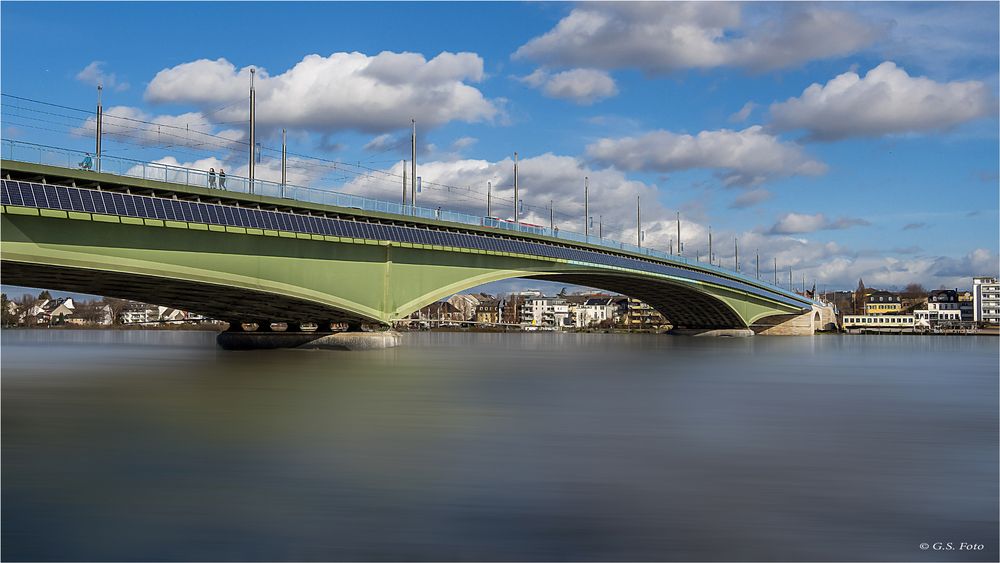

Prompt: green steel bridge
xmin=1 ymin=141 xmax=817 ymax=332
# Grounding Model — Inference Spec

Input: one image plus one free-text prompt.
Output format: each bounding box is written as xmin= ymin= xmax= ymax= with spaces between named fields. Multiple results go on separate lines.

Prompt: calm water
xmin=2 ymin=330 xmax=997 ymax=562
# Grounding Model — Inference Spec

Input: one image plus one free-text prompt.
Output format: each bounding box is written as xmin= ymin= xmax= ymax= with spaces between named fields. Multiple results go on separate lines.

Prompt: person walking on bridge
xmin=79 ymin=153 xmax=93 ymax=170
xmin=208 ymin=168 xmax=216 ymax=189
xmin=219 ymin=168 xmax=226 ymax=189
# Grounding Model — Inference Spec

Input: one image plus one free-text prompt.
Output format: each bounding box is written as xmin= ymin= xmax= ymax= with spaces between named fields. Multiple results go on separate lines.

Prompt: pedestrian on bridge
xmin=208 ymin=168 xmax=216 ymax=189
xmin=79 ymin=153 xmax=93 ymax=170
xmin=219 ymin=169 xmax=226 ymax=189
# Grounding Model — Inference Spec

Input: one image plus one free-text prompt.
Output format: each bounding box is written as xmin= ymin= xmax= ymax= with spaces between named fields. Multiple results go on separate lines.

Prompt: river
xmin=2 ymin=330 xmax=997 ymax=561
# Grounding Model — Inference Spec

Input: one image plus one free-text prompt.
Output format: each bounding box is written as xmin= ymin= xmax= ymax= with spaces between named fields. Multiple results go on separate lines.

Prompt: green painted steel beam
xmin=0 ymin=158 xmax=814 ymax=315
xmin=1 ymin=206 xmax=805 ymax=328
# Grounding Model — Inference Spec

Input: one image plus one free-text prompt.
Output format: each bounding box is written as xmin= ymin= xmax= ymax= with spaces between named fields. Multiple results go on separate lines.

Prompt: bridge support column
xmin=671 ymin=328 xmax=755 ymax=337
xmin=216 ymin=329 xmax=401 ymax=350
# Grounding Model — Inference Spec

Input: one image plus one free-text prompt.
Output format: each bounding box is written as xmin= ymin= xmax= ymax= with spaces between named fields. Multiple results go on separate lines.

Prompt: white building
xmin=843 ymin=315 xmax=915 ymax=331
xmin=121 ymin=303 xmax=155 ymax=324
xmin=526 ymin=296 xmax=571 ymax=329
xmin=913 ymin=289 xmax=963 ymax=328
xmin=973 ymin=277 xmax=1000 ymax=325
xmin=575 ymin=298 xmax=616 ymax=327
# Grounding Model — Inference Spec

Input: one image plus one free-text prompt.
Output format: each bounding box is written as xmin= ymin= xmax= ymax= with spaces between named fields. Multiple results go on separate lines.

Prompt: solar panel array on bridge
xmin=1 ymin=179 xmax=808 ymax=308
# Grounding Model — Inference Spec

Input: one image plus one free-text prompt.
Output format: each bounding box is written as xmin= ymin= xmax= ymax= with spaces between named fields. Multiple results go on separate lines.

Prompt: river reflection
xmin=2 ymin=330 xmax=997 ymax=561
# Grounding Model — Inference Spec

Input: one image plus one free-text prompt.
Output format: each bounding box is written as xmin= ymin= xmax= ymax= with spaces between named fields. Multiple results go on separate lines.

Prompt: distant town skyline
xmin=2 ymin=1 xmax=997 ymax=296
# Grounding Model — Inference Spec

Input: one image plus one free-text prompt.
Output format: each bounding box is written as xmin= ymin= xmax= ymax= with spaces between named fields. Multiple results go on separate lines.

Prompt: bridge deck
xmin=1 ymin=158 xmax=813 ymax=314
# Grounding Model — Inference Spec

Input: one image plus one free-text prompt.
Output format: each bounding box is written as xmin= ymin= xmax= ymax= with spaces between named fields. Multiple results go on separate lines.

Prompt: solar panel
xmin=145 ymin=198 xmax=161 ymax=219
xmin=27 ymin=185 xmax=45 ymax=208
xmin=41 ymin=186 xmax=58 ymax=209
xmin=118 ymin=194 xmax=136 ymax=216
xmin=66 ymin=188 xmax=85 ymax=212
xmin=177 ymin=201 xmax=193 ymax=222
xmin=168 ymin=200 xmax=183 ymax=221
xmin=275 ymin=213 xmax=289 ymax=231
xmin=333 ymin=220 xmax=350 ymax=237
xmin=109 ymin=193 xmax=127 ymax=216
xmin=236 ymin=207 xmax=249 ymax=227
xmin=97 ymin=192 xmax=114 ymax=215
xmin=138 ymin=197 xmax=154 ymax=219
xmin=220 ymin=206 xmax=235 ymax=226
xmin=263 ymin=211 xmax=277 ymax=230
xmin=4 ymin=182 xmax=21 ymax=206
xmin=205 ymin=205 xmax=220 ymax=224
xmin=55 ymin=186 xmax=72 ymax=209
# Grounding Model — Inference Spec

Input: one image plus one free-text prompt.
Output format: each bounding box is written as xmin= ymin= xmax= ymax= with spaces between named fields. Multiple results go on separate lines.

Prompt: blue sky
xmin=2 ymin=1 xmax=998 ymax=301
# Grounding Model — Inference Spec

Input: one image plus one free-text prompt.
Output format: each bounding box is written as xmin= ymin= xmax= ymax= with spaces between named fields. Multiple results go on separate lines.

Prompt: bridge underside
xmin=531 ymin=274 xmax=746 ymax=329
xmin=1 ymin=261 xmax=370 ymax=325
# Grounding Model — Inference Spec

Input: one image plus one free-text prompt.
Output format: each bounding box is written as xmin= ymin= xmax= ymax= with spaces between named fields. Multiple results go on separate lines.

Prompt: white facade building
xmin=526 ymin=296 xmax=571 ymax=329
xmin=843 ymin=315 xmax=915 ymax=331
xmin=575 ymin=298 xmax=616 ymax=327
xmin=973 ymin=277 xmax=1000 ymax=324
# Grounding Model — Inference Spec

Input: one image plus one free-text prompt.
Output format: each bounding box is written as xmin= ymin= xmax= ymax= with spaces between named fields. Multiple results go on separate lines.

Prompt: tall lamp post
xmin=249 ymin=68 xmax=255 ymax=194
xmin=95 ymin=85 xmax=103 ymax=172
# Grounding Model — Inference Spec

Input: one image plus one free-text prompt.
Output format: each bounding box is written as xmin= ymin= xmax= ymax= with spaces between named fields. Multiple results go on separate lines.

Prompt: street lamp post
xmin=95 ymin=85 xmax=102 ymax=172
xmin=249 ymin=68 xmax=255 ymax=194
xmin=513 ymin=152 xmax=519 ymax=223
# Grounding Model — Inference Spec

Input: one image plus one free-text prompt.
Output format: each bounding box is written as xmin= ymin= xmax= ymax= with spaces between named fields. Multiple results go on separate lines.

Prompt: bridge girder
xmin=2 ymin=210 xmax=806 ymax=330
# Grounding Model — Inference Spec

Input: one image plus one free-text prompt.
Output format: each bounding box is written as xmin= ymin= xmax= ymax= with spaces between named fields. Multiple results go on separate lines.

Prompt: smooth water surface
xmin=2 ymin=330 xmax=997 ymax=561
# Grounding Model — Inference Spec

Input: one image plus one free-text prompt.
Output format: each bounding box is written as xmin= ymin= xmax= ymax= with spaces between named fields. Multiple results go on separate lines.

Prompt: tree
xmin=37 ymin=290 xmax=52 ymax=301
xmin=103 ymin=298 xmax=128 ymax=326
xmin=853 ymin=278 xmax=867 ymax=315
xmin=558 ymin=287 xmax=568 ymax=297
xmin=75 ymin=300 xmax=108 ymax=325
xmin=902 ymin=283 xmax=927 ymax=298
xmin=0 ymin=293 xmax=14 ymax=327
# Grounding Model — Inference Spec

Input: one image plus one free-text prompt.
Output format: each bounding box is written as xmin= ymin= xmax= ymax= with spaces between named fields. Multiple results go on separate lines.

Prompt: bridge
xmin=1 ymin=141 xmax=825 ymax=338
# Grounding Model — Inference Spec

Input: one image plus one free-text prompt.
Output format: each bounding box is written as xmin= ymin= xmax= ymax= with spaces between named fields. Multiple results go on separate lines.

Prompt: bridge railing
xmin=2 ymin=139 xmax=817 ymax=305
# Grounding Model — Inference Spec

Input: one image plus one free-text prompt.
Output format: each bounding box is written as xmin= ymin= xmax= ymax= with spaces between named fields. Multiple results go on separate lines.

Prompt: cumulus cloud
xmin=770 ymin=61 xmax=997 ymax=140
xmin=144 ymin=52 xmax=499 ymax=134
xmin=768 ymin=212 xmax=870 ymax=234
xmin=519 ymin=68 xmax=619 ymax=105
xmin=514 ymin=3 xmax=882 ymax=74
xmin=337 ymin=152 xmax=713 ymax=251
xmin=128 ymin=152 xmax=328 ymax=189
xmin=586 ymin=126 xmax=827 ymax=186
xmin=76 ymin=61 xmax=129 ymax=92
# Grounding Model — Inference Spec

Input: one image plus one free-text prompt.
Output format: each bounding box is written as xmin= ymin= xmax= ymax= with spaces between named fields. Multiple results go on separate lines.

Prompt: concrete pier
xmin=671 ymin=328 xmax=755 ymax=337
xmin=217 ymin=330 xmax=401 ymax=351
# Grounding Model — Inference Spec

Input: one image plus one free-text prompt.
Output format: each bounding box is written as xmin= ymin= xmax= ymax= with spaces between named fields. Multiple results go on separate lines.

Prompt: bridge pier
xmin=671 ymin=328 xmax=755 ymax=337
xmin=217 ymin=319 xmax=400 ymax=350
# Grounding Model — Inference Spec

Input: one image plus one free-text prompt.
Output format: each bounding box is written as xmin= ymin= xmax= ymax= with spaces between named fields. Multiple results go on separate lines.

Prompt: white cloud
xmin=450 ymin=136 xmax=478 ymax=151
xmin=144 ymin=52 xmax=499 ymax=134
xmin=128 ymin=153 xmax=327 ymax=189
xmin=586 ymin=126 xmax=827 ymax=187
xmin=514 ymin=3 xmax=882 ymax=74
xmin=770 ymin=61 xmax=997 ymax=140
xmin=729 ymin=189 xmax=772 ymax=209
xmin=73 ymin=106 xmax=245 ymax=151
xmin=363 ymin=134 xmax=399 ymax=152
xmin=338 ymin=152 xmax=703 ymax=250
xmin=76 ymin=61 xmax=129 ymax=92
xmin=519 ymin=68 xmax=619 ymax=105
xmin=729 ymin=102 xmax=757 ymax=123
xmin=768 ymin=212 xmax=870 ymax=234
